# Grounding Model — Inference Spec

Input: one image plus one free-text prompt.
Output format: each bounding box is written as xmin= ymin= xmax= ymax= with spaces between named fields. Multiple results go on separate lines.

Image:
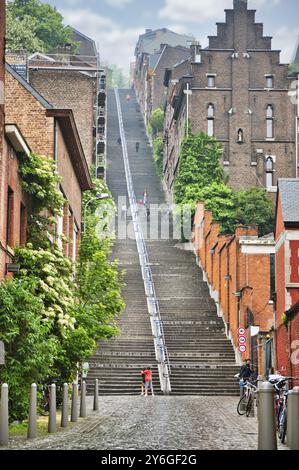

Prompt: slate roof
xmin=278 ymin=179 xmax=299 ymax=224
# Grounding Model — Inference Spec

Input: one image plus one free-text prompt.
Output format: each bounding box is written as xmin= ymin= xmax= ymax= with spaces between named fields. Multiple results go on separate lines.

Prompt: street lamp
xmin=82 ymin=193 xmax=110 ymax=232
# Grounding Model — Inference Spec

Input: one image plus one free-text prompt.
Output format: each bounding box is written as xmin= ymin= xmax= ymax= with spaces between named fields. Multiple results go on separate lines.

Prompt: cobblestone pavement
xmin=4 ymin=396 xmax=265 ymax=450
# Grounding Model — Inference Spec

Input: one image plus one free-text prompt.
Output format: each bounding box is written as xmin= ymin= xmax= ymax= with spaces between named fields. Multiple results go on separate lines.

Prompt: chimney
xmin=233 ymin=0 xmax=248 ymax=9
xmin=190 ymin=40 xmax=202 ymax=63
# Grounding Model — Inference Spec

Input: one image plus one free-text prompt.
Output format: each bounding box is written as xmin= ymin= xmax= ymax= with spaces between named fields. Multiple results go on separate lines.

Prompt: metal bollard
xmin=258 ymin=382 xmax=277 ymax=450
xmin=71 ymin=381 xmax=78 ymax=423
xmin=27 ymin=383 xmax=37 ymax=439
xmin=93 ymin=379 xmax=99 ymax=411
xmin=80 ymin=381 xmax=87 ymax=418
xmin=61 ymin=383 xmax=69 ymax=428
xmin=0 ymin=383 xmax=8 ymax=446
xmin=48 ymin=384 xmax=56 ymax=433
xmin=287 ymin=386 xmax=299 ymax=450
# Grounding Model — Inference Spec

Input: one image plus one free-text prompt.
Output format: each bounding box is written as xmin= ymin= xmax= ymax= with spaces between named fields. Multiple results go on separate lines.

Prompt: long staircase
xmin=86 ymin=89 xmax=239 ymax=396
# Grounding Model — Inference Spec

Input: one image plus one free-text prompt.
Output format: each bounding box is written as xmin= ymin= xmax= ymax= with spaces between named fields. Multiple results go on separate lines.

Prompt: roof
xmin=6 ymin=63 xmax=53 ymax=109
xmin=292 ymin=36 xmax=299 ymax=64
xmin=70 ymin=27 xmax=98 ymax=58
xmin=277 ymin=179 xmax=299 ymax=225
xmin=136 ymin=28 xmax=194 ymax=55
xmin=46 ymin=109 xmax=93 ymax=191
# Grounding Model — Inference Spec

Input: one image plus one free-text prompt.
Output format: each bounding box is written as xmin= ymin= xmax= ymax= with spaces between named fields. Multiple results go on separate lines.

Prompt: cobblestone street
xmin=5 ymin=396 xmax=261 ymax=450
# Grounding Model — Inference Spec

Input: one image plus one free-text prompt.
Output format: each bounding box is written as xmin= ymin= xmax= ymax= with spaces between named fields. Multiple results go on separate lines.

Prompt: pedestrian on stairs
xmin=136 ymin=141 xmax=140 ymax=153
xmin=142 ymin=366 xmax=154 ymax=397
xmin=140 ymin=369 xmax=146 ymax=395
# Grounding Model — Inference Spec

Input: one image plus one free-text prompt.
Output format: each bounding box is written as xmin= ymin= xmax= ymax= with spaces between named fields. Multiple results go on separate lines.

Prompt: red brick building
xmin=4 ymin=64 xmax=92 ymax=266
xmin=275 ymin=179 xmax=299 ymax=382
xmin=193 ymin=202 xmax=276 ymax=376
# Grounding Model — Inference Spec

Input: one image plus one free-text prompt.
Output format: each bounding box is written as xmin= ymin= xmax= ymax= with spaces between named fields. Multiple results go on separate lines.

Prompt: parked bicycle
xmin=269 ymin=375 xmax=299 ymax=444
xmin=237 ymin=378 xmax=258 ymax=417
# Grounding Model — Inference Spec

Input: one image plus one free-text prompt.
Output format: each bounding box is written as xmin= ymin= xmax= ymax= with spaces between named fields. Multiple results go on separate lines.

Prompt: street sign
xmin=0 ymin=341 xmax=5 ymax=365
xmin=238 ymin=327 xmax=247 ymax=354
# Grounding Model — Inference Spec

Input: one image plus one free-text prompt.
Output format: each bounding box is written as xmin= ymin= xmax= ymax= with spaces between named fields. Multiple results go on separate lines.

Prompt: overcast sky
xmin=42 ymin=0 xmax=299 ymax=73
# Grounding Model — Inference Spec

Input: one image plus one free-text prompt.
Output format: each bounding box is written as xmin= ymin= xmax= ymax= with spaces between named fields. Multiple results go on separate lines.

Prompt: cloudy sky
xmin=42 ymin=0 xmax=299 ymax=73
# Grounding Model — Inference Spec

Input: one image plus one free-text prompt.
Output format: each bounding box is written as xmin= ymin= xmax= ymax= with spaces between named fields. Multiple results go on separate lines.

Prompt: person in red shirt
xmin=142 ymin=366 xmax=154 ymax=397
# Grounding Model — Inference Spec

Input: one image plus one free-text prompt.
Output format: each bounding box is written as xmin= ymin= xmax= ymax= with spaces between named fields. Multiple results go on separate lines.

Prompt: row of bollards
xmin=258 ymin=382 xmax=299 ymax=450
xmin=0 ymin=379 xmax=99 ymax=446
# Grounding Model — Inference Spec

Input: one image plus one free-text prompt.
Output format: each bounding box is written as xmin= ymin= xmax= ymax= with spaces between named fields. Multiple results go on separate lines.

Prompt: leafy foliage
xmin=6 ymin=0 xmax=76 ymax=53
xmin=148 ymin=108 xmax=164 ymax=138
xmin=174 ymin=132 xmax=224 ymax=205
xmin=174 ymin=132 xmax=274 ymax=236
xmin=0 ymin=279 xmax=59 ymax=421
xmin=6 ymin=8 xmax=44 ymax=53
xmin=0 ymin=153 xmax=124 ymax=420
xmin=153 ymin=136 xmax=164 ymax=177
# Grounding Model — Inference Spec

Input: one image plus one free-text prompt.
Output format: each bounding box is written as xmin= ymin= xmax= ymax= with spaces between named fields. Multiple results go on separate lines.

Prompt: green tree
xmin=174 ymin=132 xmax=224 ymax=205
xmin=232 ymin=188 xmax=275 ymax=236
xmin=6 ymin=0 xmax=75 ymax=52
xmin=0 ymin=278 xmax=59 ymax=421
xmin=148 ymin=108 xmax=164 ymax=138
xmin=6 ymin=8 xmax=45 ymax=52
xmin=153 ymin=136 xmax=164 ymax=176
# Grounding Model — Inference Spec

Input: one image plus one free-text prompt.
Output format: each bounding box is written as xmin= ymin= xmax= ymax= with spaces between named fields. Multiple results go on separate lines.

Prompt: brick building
xmin=5 ymin=64 xmax=92 ymax=264
xmin=134 ymin=28 xmax=193 ymax=124
xmin=163 ymin=0 xmax=296 ymax=197
xmin=193 ymin=202 xmax=276 ymax=377
xmin=275 ymin=179 xmax=299 ymax=383
xmin=6 ymin=28 xmax=107 ymax=176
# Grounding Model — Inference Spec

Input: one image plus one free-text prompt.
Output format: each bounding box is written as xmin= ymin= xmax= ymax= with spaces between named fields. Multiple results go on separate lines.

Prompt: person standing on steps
xmin=117 ymin=137 xmax=121 ymax=145
xmin=140 ymin=369 xmax=146 ymax=395
xmin=143 ymin=366 xmax=154 ymax=397
xmin=136 ymin=141 xmax=140 ymax=153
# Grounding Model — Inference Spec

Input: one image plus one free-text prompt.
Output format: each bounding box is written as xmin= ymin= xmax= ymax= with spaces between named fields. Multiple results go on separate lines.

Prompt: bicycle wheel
xmin=237 ymin=394 xmax=248 ymax=415
xmin=246 ymin=394 xmax=253 ymax=417
xmin=278 ymin=410 xmax=287 ymax=444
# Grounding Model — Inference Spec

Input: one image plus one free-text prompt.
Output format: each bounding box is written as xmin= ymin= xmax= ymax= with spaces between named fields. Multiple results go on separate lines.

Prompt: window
xmin=266 ymin=105 xmax=274 ymax=138
xmin=266 ymin=76 xmax=274 ymax=89
xmin=207 ymin=104 xmax=214 ymax=136
xmin=266 ymin=156 xmax=274 ymax=188
xmin=6 ymin=187 xmax=14 ymax=246
xmin=207 ymin=75 xmax=215 ymax=87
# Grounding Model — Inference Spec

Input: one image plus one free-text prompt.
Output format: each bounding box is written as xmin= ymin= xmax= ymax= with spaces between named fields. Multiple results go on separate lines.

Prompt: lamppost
xmin=82 ymin=193 xmax=110 ymax=232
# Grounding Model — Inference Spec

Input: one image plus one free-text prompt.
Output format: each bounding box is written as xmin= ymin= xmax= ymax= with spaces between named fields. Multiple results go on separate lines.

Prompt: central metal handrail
xmin=114 ymin=88 xmax=171 ymax=394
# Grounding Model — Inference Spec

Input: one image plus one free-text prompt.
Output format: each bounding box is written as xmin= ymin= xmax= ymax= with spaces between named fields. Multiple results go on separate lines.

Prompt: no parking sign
xmin=238 ymin=327 xmax=247 ymax=354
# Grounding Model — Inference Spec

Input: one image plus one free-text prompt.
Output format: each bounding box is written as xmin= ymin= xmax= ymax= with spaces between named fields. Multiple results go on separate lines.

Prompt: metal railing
xmin=114 ymin=88 xmax=171 ymax=394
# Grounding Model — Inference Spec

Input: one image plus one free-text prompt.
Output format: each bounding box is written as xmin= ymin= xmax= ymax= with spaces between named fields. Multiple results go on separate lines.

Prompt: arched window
xmin=266 ymin=156 xmax=274 ymax=188
xmin=207 ymin=104 xmax=214 ymax=137
xmin=266 ymin=105 xmax=274 ymax=138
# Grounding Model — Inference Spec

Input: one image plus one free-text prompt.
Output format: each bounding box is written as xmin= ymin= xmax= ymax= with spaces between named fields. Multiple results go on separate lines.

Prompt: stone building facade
xmin=163 ymin=0 xmax=296 ymax=196
xmin=134 ymin=28 xmax=193 ymax=124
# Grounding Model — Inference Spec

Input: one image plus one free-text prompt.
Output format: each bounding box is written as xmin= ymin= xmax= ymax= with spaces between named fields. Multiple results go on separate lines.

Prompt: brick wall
xmin=0 ymin=3 xmax=6 ymax=279
xmin=5 ymin=71 xmax=54 ymax=156
xmin=193 ymin=201 xmax=275 ymax=374
xmin=30 ymin=69 xmax=95 ymax=168
xmin=152 ymin=45 xmax=190 ymax=111
xmin=56 ymin=124 xmax=82 ymax=226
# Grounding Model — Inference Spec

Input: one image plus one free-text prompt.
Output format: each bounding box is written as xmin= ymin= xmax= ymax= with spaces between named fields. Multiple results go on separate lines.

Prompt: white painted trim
xmin=241 ymin=245 xmax=275 ymax=254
